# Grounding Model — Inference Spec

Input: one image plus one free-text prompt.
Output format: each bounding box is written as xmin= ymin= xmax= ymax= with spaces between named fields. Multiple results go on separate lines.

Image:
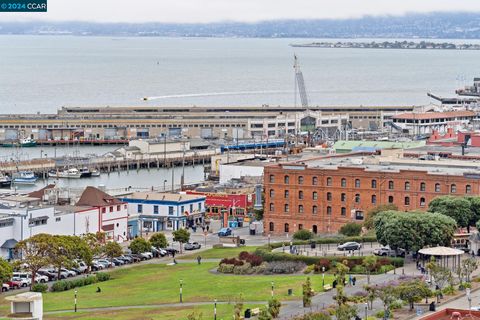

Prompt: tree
xmin=397 ymin=279 xmax=431 ymax=310
xmin=49 ymin=235 xmax=77 ymax=280
xmin=173 ymin=228 xmax=190 ymax=253
xmin=16 ymin=233 xmax=53 ymax=287
xmin=461 ymin=257 xmax=478 ymax=283
xmin=339 ymin=222 xmax=362 ymax=237
xmin=81 ymin=232 xmax=105 ymax=270
xmin=364 ymin=204 xmax=397 ymax=230
xmin=0 ymin=258 xmax=13 ymax=284
xmin=303 ymin=277 xmax=313 ymax=307
xmin=293 ymin=229 xmax=313 ymax=241
xmin=254 ymin=208 xmax=264 ymax=221
xmin=372 ymin=282 xmax=398 ymax=319
xmin=362 ymin=255 xmax=377 ymax=284
xmin=104 ymin=241 xmax=123 ymax=265
xmin=129 ymin=237 xmax=151 ymax=254
xmin=268 ymin=298 xmax=281 ymax=318
xmin=429 ymin=196 xmax=472 ymax=231
xmin=233 ymin=294 xmax=244 ymax=320
xmin=334 ymin=263 xmax=350 ymax=306
xmin=149 ymin=232 xmax=168 ymax=249
xmin=466 ymin=197 xmax=480 ymax=229
xmin=427 ymin=258 xmax=452 ymax=302
xmin=335 ymin=304 xmax=357 ymax=320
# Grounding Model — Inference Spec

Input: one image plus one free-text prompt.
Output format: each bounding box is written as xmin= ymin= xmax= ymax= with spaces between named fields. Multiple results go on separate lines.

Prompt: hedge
xmin=51 ymin=273 xmax=110 ymax=292
xmin=31 ymin=283 xmax=48 ymax=293
xmin=268 ymin=236 xmax=377 ymax=249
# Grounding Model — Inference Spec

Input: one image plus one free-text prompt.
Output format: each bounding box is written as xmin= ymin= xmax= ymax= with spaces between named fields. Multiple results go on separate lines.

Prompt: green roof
xmin=333 ymin=140 xmax=426 ymax=152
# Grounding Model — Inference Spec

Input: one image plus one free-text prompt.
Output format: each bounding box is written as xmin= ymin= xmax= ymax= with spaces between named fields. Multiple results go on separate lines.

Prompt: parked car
xmin=13 ymin=272 xmax=48 ymax=284
xmin=124 ymin=254 xmax=141 ymax=263
xmin=38 ymin=269 xmax=58 ymax=281
xmin=165 ymin=248 xmax=179 ymax=256
xmin=72 ymin=261 xmax=88 ymax=274
xmin=39 ymin=268 xmax=68 ymax=280
xmin=337 ymin=242 xmax=362 ymax=251
xmin=112 ymin=258 xmax=125 ymax=266
xmin=96 ymin=259 xmax=115 ymax=268
xmin=60 ymin=268 xmax=77 ymax=278
xmin=2 ymin=283 xmax=9 ymax=292
xmin=218 ymin=227 xmax=232 ymax=237
xmin=91 ymin=262 xmax=104 ymax=271
xmin=140 ymin=252 xmax=153 ymax=260
xmin=373 ymin=247 xmax=405 ymax=257
xmin=184 ymin=242 xmax=202 ymax=251
xmin=5 ymin=280 xmax=21 ymax=290
xmin=11 ymin=277 xmax=30 ymax=287
xmin=151 ymin=247 xmax=166 ymax=258
xmin=118 ymin=255 xmax=133 ymax=264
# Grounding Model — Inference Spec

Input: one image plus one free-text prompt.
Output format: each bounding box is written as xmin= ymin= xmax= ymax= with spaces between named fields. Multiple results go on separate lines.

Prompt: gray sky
xmin=2 ymin=0 xmax=480 ymax=23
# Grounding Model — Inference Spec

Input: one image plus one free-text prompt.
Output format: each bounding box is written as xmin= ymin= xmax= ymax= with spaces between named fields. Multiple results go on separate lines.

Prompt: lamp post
xmin=467 ymin=288 xmax=472 ymax=310
xmin=364 ymin=302 xmax=368 ymax=320
xmin=322 ymin=266 xmax=326 ymax=287
xmin=163 ymin=179 xmax=167 ymax=192
xmin=271 ymin=281 xmax=274 ymax=298
xmin=268 ymin=233 xmax=271 ymax=246
xmin=179 ymin=279 xmax=183 ymax=303
xmin=214 ymin=299 xmax=217 ymax=320
xmin=74 ymin=289 xmax=78 ymax=312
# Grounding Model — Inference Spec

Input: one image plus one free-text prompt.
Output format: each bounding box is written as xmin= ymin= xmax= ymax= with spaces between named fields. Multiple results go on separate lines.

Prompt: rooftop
xmin=392 ymin=110 xmax=475 ymax=120
xmin=123 ymin=192 xmax=205 ymax=202
xmin=76 ymin=186 xmax=123 ymax=207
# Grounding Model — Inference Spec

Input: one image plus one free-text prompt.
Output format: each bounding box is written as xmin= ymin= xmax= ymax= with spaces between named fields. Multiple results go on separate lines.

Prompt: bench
xmin=323 ymin=284 xmax=333 ymax=291
xmin=251 ymin=308 xmax=260 ymax=316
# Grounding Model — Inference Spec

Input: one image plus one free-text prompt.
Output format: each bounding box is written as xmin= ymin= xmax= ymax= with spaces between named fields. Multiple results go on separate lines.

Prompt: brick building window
xmin=284 ymin=190 xmax=289 ymax=198
xmin=298 ymin=176 xmax=304 ymax=184
xmin=341 ymin=178 xmax=347 ymax=188
xmin=269 ymin=222 xmax=274 ymax=232
xmin=341 ymin=207 xmax=346 ymax=216
xmin=312 ymin=177 xmax=318 ymax=185
xmin=312 ymin=225 xmax=318 ymax=234
xmin=355 ymin=179 xmax=361 ymax=188
xmin=420 ymin=182 xmax=426 ymax=191
xmin=327 ymin=206 xmax=332 ymax=215
xmin=313 ymin=191 xmax=318 ymax=200
xmin=371 ymin=195 xmax=377 ymax=204
xmin=355 ymin=194 xmax=360 ymax=203
xmin=388 ymin=181 xmax=394 ymax=190
xmin=420 ymin=197 xmax=426 ymax=207
xmin=269 ymin=189 xmax=274 ymax=198
xmin=388 ymin=196 xmax=394 ymax=203
xmin=284 ymin=175 xmax=290 ymax=184
xmin=298 ymin=191 xmax=304 ymax=199
xmin=404 ymin=196 xmax=410 ymax=206
xmin=326 ymin=177 xmax=332 ymax=186
xmin=466 ymin=185 xmax=472 ymax=194
xmin=298 ymin=205 xmax=304 ymax=213
xmin=405 ymin=181 xmax=410 ymax=191
xmin=284 ymin=204 xmax=289 ymax=213
xmin=298 ymin=224 xmax=303 ymax=230
xmin=269 ymin=203 xmax=274 ymax=211
xmin=435 ymin=183 xmax=441 ymax=192
xmin=450 ymin=184 xmax=457 ymax=193
xmin=341 ymin=193 xmax=346 ymax=202
xmin=312 ymin=205 xmax=318 ymax=214
xmin=371 ymin=179 xmax=377 ymax=188
xmin=326 ymin=192 xmax=332 ymax=201
xmin=284 ymin=223 xmax=289 ymax=233
xmin=269 ymin=175 xmax=275 ymax=183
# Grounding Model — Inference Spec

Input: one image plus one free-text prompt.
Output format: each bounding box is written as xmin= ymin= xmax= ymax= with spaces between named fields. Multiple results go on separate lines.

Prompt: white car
xmin=2 ymin=283 xmax=9 ymax=292
xmin=140 ymin=252 xmax=153 ymax=260
xmin=11 ymin=277 xmax=30 ymax=287
xmin=60 ymin=268 xmax=77 ymax=278
xmin=13 ymin=272 xmax=48 ymax=284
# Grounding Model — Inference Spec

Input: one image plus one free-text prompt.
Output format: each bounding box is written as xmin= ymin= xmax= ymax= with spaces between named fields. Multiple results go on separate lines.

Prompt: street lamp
xmin=214 ymin=299 xmax=217 ymax=320
xmin=271 ymin=281 xmax=274 ymax=298
xmin=364 ymin=302 xmax=368 ymax=319
xmin=179 ymin=279 xmax=183 ymax=303
xmin=74 ymin=289 xmax=78 ymax=312
xmin=163 ymin=179 xmax=167 ymax=192
xmin=467 ymin=288 xmax=472 ymax=310
xmin=268 ymin=233 xmax=271 ymax=246
xmin=322 ymin=266 xmax=326 ymax=287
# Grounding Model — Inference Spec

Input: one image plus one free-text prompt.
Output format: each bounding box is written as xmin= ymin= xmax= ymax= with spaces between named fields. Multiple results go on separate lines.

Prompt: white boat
xmin=13 ymin=171 xmax=38 ymax=185
xmin=49 ymin=168 xmax=82 ymax=179
xmin=90 ymin=169 xmax=101 ymax=177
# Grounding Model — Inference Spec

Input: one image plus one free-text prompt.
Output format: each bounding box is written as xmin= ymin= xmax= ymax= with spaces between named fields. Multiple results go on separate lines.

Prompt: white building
xmin=391 ymin=111 xmax=476 ymax=135
xmin=219 ymin=159 xmax=273 ymax=184
xmin=119 ymin=192 xmax=206 ymax=236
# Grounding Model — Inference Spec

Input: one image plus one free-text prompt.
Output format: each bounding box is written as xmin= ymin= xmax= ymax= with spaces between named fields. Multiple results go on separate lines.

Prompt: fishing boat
xmin=13 ymin=171 xmax=38 ymax=185
xmin=0 ymin=173 xmax=12 ymax=188
xmin=79 ymin=167 xmax=92 ymax=178
xmin=49 ymin=168 xmax=82 ymax=179
xmin=90 ymin=169 xmax=101 ymax=177
xmin=3 ymin=138 xmax=37 ymax=148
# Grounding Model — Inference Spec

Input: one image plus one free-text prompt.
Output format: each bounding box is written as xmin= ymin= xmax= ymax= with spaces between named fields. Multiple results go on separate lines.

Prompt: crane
xmin=294 ymin=54 xmax=309 ymax=109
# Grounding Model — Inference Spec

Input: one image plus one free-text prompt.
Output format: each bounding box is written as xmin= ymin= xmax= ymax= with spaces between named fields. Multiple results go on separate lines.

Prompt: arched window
xmin=284 ymin=223 xmax=289 ymax=233
xmin=371 ymin=195 xmax=377 ymax=204
xmin=405 ymin=181 xmax=410 ymax=191
xmin=298 ymin=205 xmax=304 ymax=213
xmin=404 ymin=196 xmax=410 ymax=205
xmin=327 ymin=192 xmax=332 ymax=201
xmin=269 ymin=189 xmax=274 ymax=198
xmin=298 ymin=176 xmax=304 ymax=184
xmin=312 ymin=176 xmax=318 ymax=185
xmin=341 ymin=207 xmax=346 ymax=216
xmin=388 ymin=196 xmax=394 ymax=203
xmin=312 ymin=225 xmax=318 ymax=234
xmin=284 ymin=204 xmax=289 ymax=213
xmin=388 ymin=181 xmax=394 ymax=190
xmin=298 ymin=191 xmax=304 ymax=199
xmin=341 ymin=178 xmax=347 ymax=188
xmin=269 ymin=175 xmax=275 ymax=183
xmin=341 ymin=193 xmax=346 ymax=202
xmin=312 ymin=191 xmax=318 ymax=200
xmin=312 ymin=205 xmax=318 ymax=214
xmin=269 ymin=203 xmax=274 ymax=211
xmin=420 ymin=197 xmax=426 ymax=207
xmin=420 ymin=182 xmax=426 ymax=192
xmin=371 ymin=179 xmax=377 ymax=188
xmin=435 ymin=183 xmax=441 ymax=192
xmin=284 ymin=190 xmax=289 ymax=198
xmin=284 ymin=175 xmax=289 ymax=184
xmin=355 ymin=194 xmax=360 ymax=203
xmin=269 ymin=222 xmax=274 ymax=232
xmin=327 ymin=206 xmax=332 ymax=215
xmin=451 ymin=184 xmax=457 ymax=193
xmin=326 ymin=177 xmax=332 ymax=186
xmin=466 ymin=185 xmax=472 ymax=194
xmin=355 ymin=179 xmax=361 ymax=188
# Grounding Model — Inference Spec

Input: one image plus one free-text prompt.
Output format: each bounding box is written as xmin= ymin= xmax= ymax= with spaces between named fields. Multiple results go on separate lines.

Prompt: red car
xmin=5 ymin=280 xmax=21 ymax=290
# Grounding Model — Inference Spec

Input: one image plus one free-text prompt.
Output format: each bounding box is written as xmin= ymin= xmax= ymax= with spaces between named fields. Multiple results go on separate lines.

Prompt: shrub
xmin=238 ymin=252 xmax=263 ymax=267
xmin=293 ymin=229 xmax=313 ymax=240
xmin=351 ymin=265 xmax=366 ymax=274
xmin=51 ymin=280 xmax=67 ymax=292
xmin=339 ymin=222 xmax=362 ymax=237
xmin=390 ymin=300 xmax=404 ymax=310
xmin=217 ymin=264 xmax=235 ymax=274
xmin=375 ymin=310 xmax=394 ymax=319
xmin=233 ymin=263 xmax=256 ymax=275
xmin=378 ymin=265 xmax=394 ymax=274
xmin=96 ymin=272 xmax=110 ymax=282
xmin=291 ymin=312 xmax=331 ymax=320
xmin=314 ymin=258 xmax=331 ymax=272
xmin=264 ymin=261 xmax=306 ymax=274
xmin=220 ymin=258 xmax=244 ymax=266
xmin=304 ymin=264 xmax=315 ymax=274
xmin=31 ymin=283 xmax=48 ymax=293
xmin=443 ymin=286 xmax=455 ymax=295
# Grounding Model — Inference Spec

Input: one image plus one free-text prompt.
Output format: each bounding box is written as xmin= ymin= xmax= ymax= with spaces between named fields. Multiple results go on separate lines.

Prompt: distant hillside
xmin=2 ymin=12 xmax=480 ymax=38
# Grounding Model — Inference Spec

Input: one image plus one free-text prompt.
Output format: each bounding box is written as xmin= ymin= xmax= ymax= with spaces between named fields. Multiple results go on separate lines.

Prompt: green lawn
xmin=44 ymin=304 xmax=264 ymax=320
xmin=180 ymin=246 xmax=259 ymax=260
xmin=0 ymin=262 xmax=333 ymax=315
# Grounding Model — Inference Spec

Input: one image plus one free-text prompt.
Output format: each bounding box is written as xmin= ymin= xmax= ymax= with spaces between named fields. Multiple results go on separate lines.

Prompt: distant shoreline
xmin=290 ymin=41 xmax=480 ymax=50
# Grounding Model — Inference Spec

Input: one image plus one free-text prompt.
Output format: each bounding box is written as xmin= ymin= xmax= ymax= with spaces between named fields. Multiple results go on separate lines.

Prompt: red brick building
xmin=263 ymin=156 xmax=480 ymax=235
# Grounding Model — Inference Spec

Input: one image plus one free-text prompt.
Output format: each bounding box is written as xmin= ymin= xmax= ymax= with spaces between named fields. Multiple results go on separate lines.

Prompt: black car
xmin=184 ymin=242 xmax=202 ymax=251
xmin=37 ymin=270 xmax=57 ymax=281
xmin=165 ymin=248 xmax=179 ymax=255
xmin=337 ymin=242 xmax=362 ymax=251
